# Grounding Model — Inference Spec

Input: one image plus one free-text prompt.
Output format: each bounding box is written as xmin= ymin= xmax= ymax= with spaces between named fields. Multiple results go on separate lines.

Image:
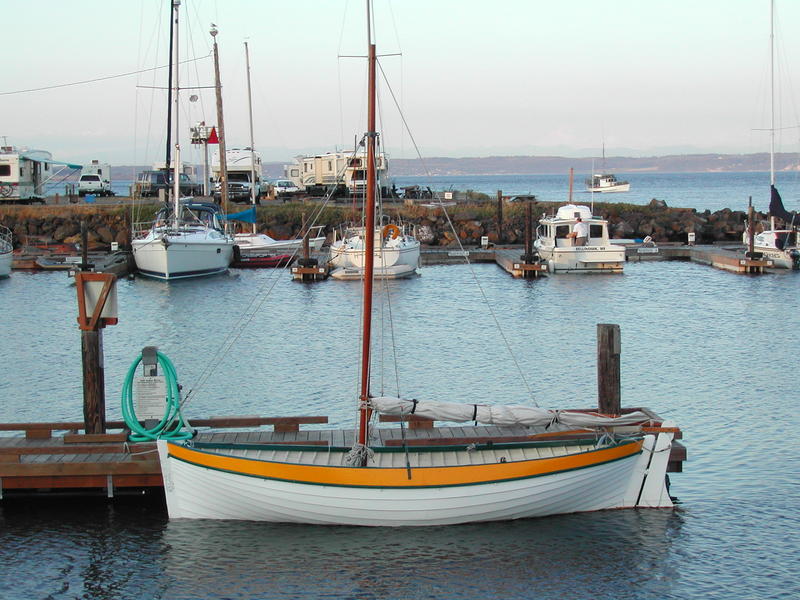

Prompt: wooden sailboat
xmin=157 ymin=0 xmax=676 ymax=525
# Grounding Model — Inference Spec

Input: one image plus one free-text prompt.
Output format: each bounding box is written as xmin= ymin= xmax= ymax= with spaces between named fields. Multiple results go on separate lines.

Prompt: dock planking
xmin=0 ymin=409 xmax=685 ymax=498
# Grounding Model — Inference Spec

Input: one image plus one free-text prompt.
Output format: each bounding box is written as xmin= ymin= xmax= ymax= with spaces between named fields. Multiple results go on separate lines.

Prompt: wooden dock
xmin=494 ymin=249 xmax=547 ymax=278
xmin=0 ymin=410 xmax=685 ymax=499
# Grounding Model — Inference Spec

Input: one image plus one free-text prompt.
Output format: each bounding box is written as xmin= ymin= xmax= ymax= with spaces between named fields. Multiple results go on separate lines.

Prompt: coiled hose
xmin=121 ymin=350 xmax=194 ymax=442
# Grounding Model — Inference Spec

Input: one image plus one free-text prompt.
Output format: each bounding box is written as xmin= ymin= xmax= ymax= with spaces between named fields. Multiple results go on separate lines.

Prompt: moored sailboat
xmin=131 ymin=0 xmax=234 ymax=281
xmin=157 ymin=0 xmax=675 ymax=525
xmin=743 ymin=0 xmax=800 ymax=270
xmin=0 ymin=225 xmax=12 ymax=277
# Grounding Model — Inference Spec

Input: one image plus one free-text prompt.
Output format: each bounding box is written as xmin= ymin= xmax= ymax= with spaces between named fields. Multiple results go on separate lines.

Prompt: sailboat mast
xmin=211 ymin=26 xmax=229 ymax=213
xmin=357 ymin=0 xmax=377 ymax=449
xmin=245 ymin=41 xmax=257 ymax=234
xmin=171 ymin=0 xmax=181 ymax=225
xmin=165 ymin=0 xmax=175 ymax=171
xmin=770 ymin=0 xmax=775 ymax=187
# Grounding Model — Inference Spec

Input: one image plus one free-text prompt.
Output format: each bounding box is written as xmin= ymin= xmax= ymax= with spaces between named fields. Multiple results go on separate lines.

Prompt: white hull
xmin=0 ymin=227 xmax=12 ymax=277
xmin=159 ymin=432 xmax=673 ymax=526
xmin=329 ymin=263 xmax=418 ymax=280
xmin=587 ymin=182 xmax=630 ymax=193
xmin=754 ymin=246 xmax=799 ymax=269
xmin=133 ymin=229 xmax=234 ymax=280
xmin=0 ymin=250 xmax=11 ymax=277
xmin=535 ymin=245 xmax=625 ymax=273
xmin=234 ymin=233 xmax=325 ymax=254
xmin=330 ymin=242 xmax=421 ymax=269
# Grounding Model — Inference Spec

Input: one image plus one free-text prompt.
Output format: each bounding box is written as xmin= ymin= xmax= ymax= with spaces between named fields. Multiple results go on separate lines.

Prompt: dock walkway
xmin=0 ymin=411 xmax=685 ymax=499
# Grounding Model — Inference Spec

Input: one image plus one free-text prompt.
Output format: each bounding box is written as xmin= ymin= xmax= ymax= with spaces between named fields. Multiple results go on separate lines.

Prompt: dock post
xmin=597 ymin=324 xmax=621 ymax=415
xmin=82 ymin=329 xmax=106 ymax=434
xmin=496 ymin=190 xmax=503 ymax=242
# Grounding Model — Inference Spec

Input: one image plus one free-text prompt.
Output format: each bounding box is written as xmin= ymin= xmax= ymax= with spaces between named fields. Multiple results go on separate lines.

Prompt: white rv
xmin=78 ymin=160 xmax=113 ymax=196
xmin=283 ymin=150 xmax=390 ymax=197
xmin=0 ymin=146 xmax=81 ymax=203
xmin=211 ymin=148 xmax=263 ymax=203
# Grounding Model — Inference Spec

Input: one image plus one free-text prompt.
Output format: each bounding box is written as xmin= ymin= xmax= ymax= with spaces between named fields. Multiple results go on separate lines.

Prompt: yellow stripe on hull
xmin=166 ymin=440 xmax=643 ymax=488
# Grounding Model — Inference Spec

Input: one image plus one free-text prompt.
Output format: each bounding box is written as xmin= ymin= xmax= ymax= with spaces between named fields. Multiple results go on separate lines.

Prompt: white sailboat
xmin=0 ymin=225 xmax=12 ymax=277
xmin=329 ymin=223 xmax=420 ymax=279
xmin=743 ymin=0 xmax=800 ymax=270
xmin=229 ymin=43 xmax=326 ymax=257
xmin=131 ymin=0 xmax=234 ymax=281
xmin=157 ymin=0 xmax=676 ymax=525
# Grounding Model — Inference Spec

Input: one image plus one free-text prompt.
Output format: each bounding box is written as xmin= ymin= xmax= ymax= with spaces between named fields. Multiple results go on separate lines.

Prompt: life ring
xmin=0 ymin=184 xmax=13 ymax=197
xmin=382 ymin=224 xmax=401 ymax=239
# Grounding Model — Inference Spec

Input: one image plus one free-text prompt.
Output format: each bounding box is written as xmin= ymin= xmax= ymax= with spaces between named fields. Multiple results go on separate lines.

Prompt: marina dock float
xmin=494 ymin=249 xmax=547 ymax=278
xmin=625 ymin=243 xmax=774 ymax=274
xmin=0 ymin=411 xmax=685 ymax=499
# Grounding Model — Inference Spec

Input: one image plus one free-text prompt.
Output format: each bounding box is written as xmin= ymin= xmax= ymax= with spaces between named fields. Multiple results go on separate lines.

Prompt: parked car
xmin=273 ymin=179 xmax=300 ymax=197
xmin=135 ymin=170 xmax=202 ymax=198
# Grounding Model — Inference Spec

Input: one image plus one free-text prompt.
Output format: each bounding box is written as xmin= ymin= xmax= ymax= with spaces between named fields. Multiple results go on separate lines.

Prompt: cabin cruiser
xmin=586 ymin=173 xmax=630 ymax=193
xmin=534 ymin=204 xmax=625 ymax=273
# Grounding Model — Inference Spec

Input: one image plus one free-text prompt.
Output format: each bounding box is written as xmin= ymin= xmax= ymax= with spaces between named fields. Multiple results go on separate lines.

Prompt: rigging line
xmin=376 ymin=59 xmax=539 ymax=406
xmin=186 ymin=158 xmax=356 ymax=404
xmin=0 ymin=54 xmax=212 ymax=96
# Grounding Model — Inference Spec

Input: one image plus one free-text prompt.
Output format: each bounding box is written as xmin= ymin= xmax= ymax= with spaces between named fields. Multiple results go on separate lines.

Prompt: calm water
xmin=60 ymin=170 xmax=800 ymax=214
xmin=1 ymin=258 xmax=799 ymax=599
xmin=393 ymin=171 xmax=800 ymax=213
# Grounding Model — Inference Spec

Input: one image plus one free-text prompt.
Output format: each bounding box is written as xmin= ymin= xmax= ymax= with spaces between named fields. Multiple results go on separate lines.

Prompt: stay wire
xmin=376 ymin=59 xmax=538 ymax=406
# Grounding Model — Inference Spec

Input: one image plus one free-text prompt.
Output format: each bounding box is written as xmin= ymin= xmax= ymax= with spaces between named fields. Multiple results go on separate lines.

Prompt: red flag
xmin=207 ymin=127 xmax=219 ymax=144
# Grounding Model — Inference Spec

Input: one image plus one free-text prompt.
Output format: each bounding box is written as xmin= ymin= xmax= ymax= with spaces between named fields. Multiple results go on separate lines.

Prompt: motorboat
xmin=585 ymin=173 xmax=630 ymax=193
xmin=234 ymin=227 xmax=326 ymax=255
xmin=534 ymin=204 xmax=625 ymax=273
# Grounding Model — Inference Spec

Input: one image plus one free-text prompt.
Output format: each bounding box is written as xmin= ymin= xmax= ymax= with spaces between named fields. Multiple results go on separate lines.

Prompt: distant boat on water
xmin=585 ymin=142 xmax=630 ymax=193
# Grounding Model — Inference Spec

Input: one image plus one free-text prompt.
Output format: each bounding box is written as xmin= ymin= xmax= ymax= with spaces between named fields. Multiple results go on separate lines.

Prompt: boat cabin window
xmin=590 ymin=224 xmax=603 ymax=237
xmin=555 ymin=225 xmax=570 ymax=239
xmin=0 ymin=165 xmax=11 ymax=177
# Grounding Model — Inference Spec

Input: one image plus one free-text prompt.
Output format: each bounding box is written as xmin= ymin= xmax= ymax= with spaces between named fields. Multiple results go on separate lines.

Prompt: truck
xmin=283 ymin=150 xmax=391 ymax=197
xmin=211 ymin=148 xmax=263 ymax=203
xmin=0 ymin=145 xmax=81 ymax=204
xmin=134 ymin=161 xmax=203 ymax=198
xmin=78 ymin=160 xmax=113 ymax=197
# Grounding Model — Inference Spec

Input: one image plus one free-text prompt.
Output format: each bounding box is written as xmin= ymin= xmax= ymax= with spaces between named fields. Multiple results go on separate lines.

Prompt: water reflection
xmin=161 ymin=510 xmax=683 ymax=600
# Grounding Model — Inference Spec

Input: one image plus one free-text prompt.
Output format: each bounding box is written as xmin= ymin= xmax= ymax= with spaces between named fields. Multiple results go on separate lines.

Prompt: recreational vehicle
xmin=284 ymin=150 xmax=390 ymax=197
xmin=78 ymin=160 xmax=113 ymax=197
xmin=0 ymin=146 xmax=81 ymax=203
xmin=212 ymin=148 xmax=263 ymax=203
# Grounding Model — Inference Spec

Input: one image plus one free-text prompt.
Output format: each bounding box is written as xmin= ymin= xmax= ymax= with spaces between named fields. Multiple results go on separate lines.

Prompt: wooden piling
xmin=496 ymin=190 xmax=503 ymax=242
xmin=597 ymin=324 xmax=621 ymax=415
xmin=81 ymin=329 xmax=106 ymax=434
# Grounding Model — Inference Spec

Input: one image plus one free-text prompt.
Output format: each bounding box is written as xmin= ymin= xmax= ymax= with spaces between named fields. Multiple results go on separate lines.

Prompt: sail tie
xmin=345 ymin=443 xmax=374 ymax=467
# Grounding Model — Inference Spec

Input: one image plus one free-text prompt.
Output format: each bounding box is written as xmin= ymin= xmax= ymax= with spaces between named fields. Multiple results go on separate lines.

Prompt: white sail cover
xmin=370 ymin=396 xmax=652 ymax=428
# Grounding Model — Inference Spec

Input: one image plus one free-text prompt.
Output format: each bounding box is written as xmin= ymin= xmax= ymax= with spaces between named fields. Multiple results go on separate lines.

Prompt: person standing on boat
xmin=570 ymin=217 xmax=589 ymax=246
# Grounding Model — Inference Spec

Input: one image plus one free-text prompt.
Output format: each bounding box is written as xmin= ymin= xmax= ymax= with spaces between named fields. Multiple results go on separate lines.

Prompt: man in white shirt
xmin=571 ymin=217 xmax=590 ymax=246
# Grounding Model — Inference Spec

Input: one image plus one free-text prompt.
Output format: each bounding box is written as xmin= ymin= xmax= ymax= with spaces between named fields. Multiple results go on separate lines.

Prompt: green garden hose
xmin=121 ymin=350 xmax=194 ymax=442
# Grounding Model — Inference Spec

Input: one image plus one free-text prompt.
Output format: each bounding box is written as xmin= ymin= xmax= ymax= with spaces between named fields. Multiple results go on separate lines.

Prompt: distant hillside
xmin=110 ymin=152 xmax=800 ymax=180
xmin=388 ymin=153 xmax=800 ymax=176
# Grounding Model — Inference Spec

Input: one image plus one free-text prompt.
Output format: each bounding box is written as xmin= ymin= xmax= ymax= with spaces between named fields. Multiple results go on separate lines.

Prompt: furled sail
xmin=769 ymin=185 xmax=796 ymax=224
xmin=370 ymin=396 xmax=653 ymax=428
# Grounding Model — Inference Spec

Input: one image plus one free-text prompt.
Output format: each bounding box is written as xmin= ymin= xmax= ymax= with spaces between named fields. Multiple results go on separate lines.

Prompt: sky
xmin=2 ymin=0 xmax=800 ymax=166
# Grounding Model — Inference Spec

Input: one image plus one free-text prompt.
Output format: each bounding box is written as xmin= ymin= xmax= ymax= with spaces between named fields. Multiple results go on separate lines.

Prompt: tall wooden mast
xmin=357 ymin=0 xmax=377 ymax=449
